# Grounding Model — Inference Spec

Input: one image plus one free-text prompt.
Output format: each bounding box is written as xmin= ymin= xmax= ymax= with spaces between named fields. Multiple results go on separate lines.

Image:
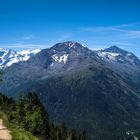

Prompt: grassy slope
xmin=0 ymin=111 xmax=38 ymax=140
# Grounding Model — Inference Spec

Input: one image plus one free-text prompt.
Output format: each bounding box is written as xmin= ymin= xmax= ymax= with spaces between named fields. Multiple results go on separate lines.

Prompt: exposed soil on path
xmin=0 ymin=119 xmax=12 ymax=140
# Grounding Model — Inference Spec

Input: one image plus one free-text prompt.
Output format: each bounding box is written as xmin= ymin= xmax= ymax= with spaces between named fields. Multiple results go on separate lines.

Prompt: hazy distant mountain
xmin=0 ymin=48 xmax=40 ymax=68
xmin=1 ymin=41 xmax=140 ymax=140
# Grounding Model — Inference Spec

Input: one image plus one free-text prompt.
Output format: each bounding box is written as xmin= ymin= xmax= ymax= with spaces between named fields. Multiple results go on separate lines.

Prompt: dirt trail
xmin=0 ymin=119 xmax=12 ymax=140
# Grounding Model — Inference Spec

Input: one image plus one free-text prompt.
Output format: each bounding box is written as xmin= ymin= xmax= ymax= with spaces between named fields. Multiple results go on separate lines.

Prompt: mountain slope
xmin=0 ymin=41 xmax=100 ymax=97
xmin=96 ymin=46 xmax=140 ymax=91
xmin=1 ymin=41 xmax=140 ymax=140
xmin=25 ymin=66 xmax=140 ymax=140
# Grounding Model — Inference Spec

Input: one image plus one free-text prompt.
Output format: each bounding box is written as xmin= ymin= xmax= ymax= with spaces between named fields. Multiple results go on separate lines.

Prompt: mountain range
xmin=0 ymin=41 xmax=140 ymax=140
xmin=1 ymin=43 xmax=140 ymax=69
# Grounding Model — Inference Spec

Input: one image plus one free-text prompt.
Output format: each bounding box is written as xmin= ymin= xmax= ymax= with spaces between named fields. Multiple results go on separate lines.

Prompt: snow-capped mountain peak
xmin=17 ymin=49 xmax=41 ymax=61
xmin=64 ymin=41 xmax=77 ymax=48
xmin=52 ymin=41 xmax=87 ymax=50
xmin=0 ymin=48 xmax=41 ymax=68
xmin=103 ymin=46 xmax=129 ymax=55
xmin=97 ymin=46 xmax=140 ymax=66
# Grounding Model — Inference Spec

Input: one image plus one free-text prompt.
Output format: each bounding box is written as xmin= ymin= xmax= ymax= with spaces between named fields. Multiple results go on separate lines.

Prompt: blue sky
xmin=0 ymin=0 xmax=140 ymax=57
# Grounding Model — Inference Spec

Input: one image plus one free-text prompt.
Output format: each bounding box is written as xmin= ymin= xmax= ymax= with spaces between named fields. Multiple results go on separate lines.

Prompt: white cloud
xmin=113 ymin=22 xmax=140 ymax=28
xmin=81 ymin=22 xmax=140 ymax=39
xmin=22 ymin=34 xmax=35 ymax=40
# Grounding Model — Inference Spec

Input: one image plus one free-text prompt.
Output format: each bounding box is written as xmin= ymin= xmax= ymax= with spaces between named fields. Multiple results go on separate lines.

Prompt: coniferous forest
xmin=0 ymin=92 xmax=87 ymax=140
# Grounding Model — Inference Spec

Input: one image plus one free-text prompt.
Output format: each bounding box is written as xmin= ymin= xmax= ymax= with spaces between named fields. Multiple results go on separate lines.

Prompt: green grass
xmin=0 ymin=111 xmax=9 ymax=125
xmin=9 ymin=124 xmax=38 ymax=140
xmin=0 ymin=111 xmax=38 ymax=140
